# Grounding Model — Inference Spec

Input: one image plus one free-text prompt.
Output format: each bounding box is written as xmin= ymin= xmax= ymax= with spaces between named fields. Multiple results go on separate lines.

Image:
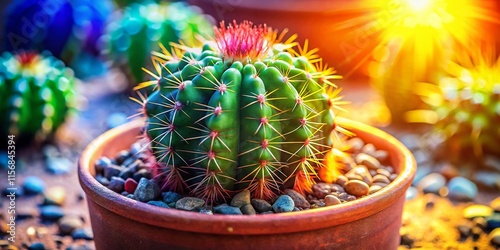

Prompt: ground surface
xmin=0 ymin=76 xmax=499 ymax=249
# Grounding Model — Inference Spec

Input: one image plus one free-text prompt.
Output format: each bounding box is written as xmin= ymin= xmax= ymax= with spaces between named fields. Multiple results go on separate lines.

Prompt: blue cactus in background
xmin=1 ymin=0 xmax=113 ymax=79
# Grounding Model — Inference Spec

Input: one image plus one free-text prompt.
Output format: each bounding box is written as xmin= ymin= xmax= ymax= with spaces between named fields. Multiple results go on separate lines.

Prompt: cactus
xmin=0 ymin=51 xmax=76 ymax=144
xmin=1 ymin=0 xmax=113 ymax=79
xmin=104 ymin=1 xmax=213 ymax=83
xmin=413 ymin=45 xmax=500 ymax=160
xmin=140 ymin=21 xmax=346 ymax=203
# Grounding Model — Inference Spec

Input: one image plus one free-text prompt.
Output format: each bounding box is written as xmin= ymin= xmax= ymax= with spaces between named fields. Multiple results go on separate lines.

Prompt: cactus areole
xmin=142 ymin=21 xmax=345 ymax=203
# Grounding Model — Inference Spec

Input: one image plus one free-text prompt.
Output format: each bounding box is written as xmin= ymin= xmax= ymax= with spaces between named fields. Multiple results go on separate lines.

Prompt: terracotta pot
xmin=186 ymin=0 xmax=372 ymax=80
xmin=78 ymin=118 xmax=416 ymax=250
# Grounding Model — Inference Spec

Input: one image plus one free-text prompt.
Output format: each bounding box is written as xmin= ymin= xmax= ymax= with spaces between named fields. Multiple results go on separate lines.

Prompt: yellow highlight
xmin=407 ymin=0 xmax=432 ymax=12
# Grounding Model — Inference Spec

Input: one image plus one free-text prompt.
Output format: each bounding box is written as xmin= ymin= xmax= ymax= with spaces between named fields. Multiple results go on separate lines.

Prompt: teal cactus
xmin=104 ymin=1 xmax=214 ymax=83
xmin=0 ymin=51 xmax=76 ymax=144
xmin=140 ymin=21 xmax=346 ymax=203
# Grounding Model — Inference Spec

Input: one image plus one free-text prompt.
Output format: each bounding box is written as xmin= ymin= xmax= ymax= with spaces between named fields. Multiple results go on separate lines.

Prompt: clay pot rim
xmin=78 ymin=118 xmax=415 ymax=235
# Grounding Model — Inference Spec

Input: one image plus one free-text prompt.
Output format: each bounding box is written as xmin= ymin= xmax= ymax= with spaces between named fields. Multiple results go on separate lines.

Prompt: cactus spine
xmin=142 ymin=21 xmax=344 ymax=203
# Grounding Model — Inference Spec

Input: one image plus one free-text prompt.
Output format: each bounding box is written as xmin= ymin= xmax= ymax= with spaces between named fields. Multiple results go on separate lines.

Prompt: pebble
xmin=104 ymin=164 xmax=124 ymax=180
xmin=473 ymin=217 xmax=488 ymax=230
xmin=96 ymin=175 xmax=110 ymax=186
xmin=412 ymin=164 xmax=432 ymax=186
xmin=251 ymin=199 xmax=273 ymax=213
xmin=471 ymin=226 xmax=482 ymax=241
xmin=284 ymin=189 xmax=310 ymax=209
xmin=447 ymin=176 xmax=478 ymax=201
xmin=463 ymin=205 xmax=494 ymax=219
xmin=405 ymin=186 xmax=418 ymax=200
xmin=457 ymin=224 xmax=471 ymax=238
xmin=486 ymin=214 xmax=500 ymax=230
xmin=40 ymin=205 xmax=65 ymax=221
xmin=347 ymin=137 xmax=364 ymax=152
xmin=400 ymin=233 xmax=414 ymax=247
xmin=416 ymin=173 xmax=446 ymax=194
xmin=472 ymin=171 xmax=500 ymax=189
xmin=199 ymin=208 xmax=213 ymax=215
xmin=71 ymin=228 xmax=94 ymax=240
xmin=373 ymin=150 xmax=388 ymax=162
xmin=94 ymin=157 xmax=112 ymax=173
xmin=489 ymin=228 xmax=500 ymax=246
xmin=147 ymin=200 xmax=170 ymax=208
xmin=16 ymin=207 xmax=37 ymax=220
xmin=23 ymin=176 xmax=45 ymax=195
xmin=437 ymin=163 xmax=459 ymax=180
xmin=336 ymin=175 xmax=348 ymax=186
xmin=2 ymin=186 xmax=23 ymax=197
xmin=355 ymin=153 xmax=381 ymax=170
xmin=272 ymin=195 xmax=295 ymax=213
xmin=214 ymin=205 xmax=243 ymax=215
xmin=162 ymin=191 xmax=182 ymax=204
xmin=108 ymin=177 xmax=125 ymax=193
xmin=241 ymin=204 xmax=256 ymax=215
xmin=373 ymin=174 xmax=390 ymax=184
xmin=133 ymin=168 xmax=153 ymax=182
xmin=230 ymin=190 xmax=251 ymax=208
xmin=344 ymin=180 xmax=369 ymax=197
xmin=133 ymin=178 xmax=160 ymax=202
xmin=175 ymin=197 xmax=205 ymax=211
xmin=66 ymin=243 xmax=94 ymax=250
xmin=124 ymin=178 xmax=138 ymax=194
xmin=369 ymin=185 xmax=382 ymax=195
xmin=58 ymin=216 xmax=83 ymax=235
xmin=43 ymin=186 xmax=66 ymax=206
xmin=324 ymin=195 xmax=341 ymax=206
xmin=126 ymin=194 xmax=135 ymax=200
xmin=45 ymin=157 xmax=73 ymax=174
xmin=361 ymin=143 xmax=376 ymax=155
xmin=490 ymin=197 xmax=500 ymax=212
xmin=484 ymin=156 xmax=500 ymax=171
xmin=27 ymin=242 xmax=45 ymax=250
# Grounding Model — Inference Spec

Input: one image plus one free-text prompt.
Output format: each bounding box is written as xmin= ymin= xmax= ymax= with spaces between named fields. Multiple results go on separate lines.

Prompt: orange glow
xmin=320 ymin=148 xmax=351 ymax=183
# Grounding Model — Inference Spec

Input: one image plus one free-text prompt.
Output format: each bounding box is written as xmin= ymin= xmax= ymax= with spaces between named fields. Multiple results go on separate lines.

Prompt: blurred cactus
xmin=1 ymin=0 xmax=113 ymax=79
xmin=0 ymin=51 xmax=76 ymax=144
xmin=139 ymin=21 xmax=347 ymax=203
xmin=103 ymin=1 xmax=213 ymax=84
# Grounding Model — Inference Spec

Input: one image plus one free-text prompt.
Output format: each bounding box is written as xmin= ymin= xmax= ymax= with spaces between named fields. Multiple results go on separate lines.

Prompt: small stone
xmin=104 ymin=164 xmax=124 ymax=180
xmin=94 ymin=157 xmax=112 ymax=173
xmin=118 ymin=169 xmax=134 ymax=180
xmin=416 ymin=173 xmax=446 ymax=194
xmin=347 ymin=137 xmax=364 ymax=152
xmin=369 ymin=185 xmax=382 ymax=195
xmin=121 ymin=191 xmax=129 ymax=196
xmin=284 ymin=189 xmax=310 ymax=209
xmin=199 ymin=207 xmax=213 ymax=215
xmin=490 ymin=196 xmax=500 ymax=212
xmin=272 ymin=195 xmax=295 ymax=213
xmin=484 ymin=156 xmax=500 ymax=171
xmin=489 ymin=228 xmax=500 ymax=246
xmin=175 ymin=197 xmax=205 ymax=211
xmin=344 ymin=180 xmax=369 ymax=197
xmin=389 ymin=173 xmax=398 ymax=181
xmin=108 ymin=177 xmax=125 ymax=193
xmin=126 ymin=194 xmax=135 ymax=200
xmin=96 ymin=175 xmax=110 ymax=186
xmin=260 ymin=211 xmax=274 ymax=215
xmin=45 ymin=157 xmax=73 ymax=174
xmin=336 ymin=175 xmax=348 ymax=187
xmin=230 ymin=190 xmax=251 ymax=208
xmin=71 ymin=228 xmax=94 ymax=240
xmin=124 ymin=178 xmax=138 ymax=194
xmin=162 ymin=191 xmax=182 ymax=204
xmin=473 ymin=217 xmax=488 ymax=230
xmin=147 ymin=200 xmax=170 ymax=208
xmin=412 ymin=164 xmax=432 ymax=186
xmin=463 ymin=205 xmax=494 ymax=219
xmin=457 ymin=224 xmax=472 ymax=238
xmin=40 ymin=205 xmax=65 ymax=221
xmin=447 ymin=176 xmax=478 ymax=201
xmin=355 ymin=153 xmax=381 ymax=170
xmin=473 ymin=171 xmax=500 ymax=189
xmin=16 ymin=206 xmax=37 ymax=220
xmin=133 ymin=178 xmax=160 ymax=202
xmin=133 ymin=168 xmax=153 ymax=182
xmin=58 ymin=216 xmax=83 ymax=235
xmin=2 ymin=186 xmax=23 ymax=197
xmin=23 ymin=176 xmax=45 ymax=195
xmin=412 ymin=149 xmax=431 ymax=165
xmin=43 ymin=186 xmax=66 ymax=206
xmin=66 ymin=244 xmax=94 ymax=250
xmin=361 ymin=143 xmax=376 ymax=155
xmin=376 ymin=168 xmax=391 ymax=178
xmin=241 ymin=204 xmax=256 ymax=215
xmin=251 ymin=199 xmax=273 ymax=213
xmin=27 ymin=242 xmax=45 ymax=250
xmin=114 ymin=150 xmax=131 ymax=165
xmin=437 ymin=163 xmax=459 ymax=180
xmin=471 ymin=226 xmax=482 ymax=241
xmin=372 ymin=174 xmax=390 ymax=184
xmin=214 ymin=205 xmax=243 ymax=215
xmin=405 ymin=186 xmax=418 ymax=200
xmin=372 ymin=150 xmax=388 ymax=162
xmin=324 ymin=195 xmax=341 ymax=206
xmin=487 ymin=214 xmax=500 ymax=230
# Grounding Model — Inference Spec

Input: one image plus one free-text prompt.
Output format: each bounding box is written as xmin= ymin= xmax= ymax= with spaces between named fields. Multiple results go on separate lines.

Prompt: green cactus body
xmin=429 ymin=47 xmax=500 ymax=159
xmin=143 ymin=21 xmax=343 ymax=203
xmin=0 ymin=51 xmax=76 ymax=144
xmin=104 ymin=2 xmax=213 ymax=84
